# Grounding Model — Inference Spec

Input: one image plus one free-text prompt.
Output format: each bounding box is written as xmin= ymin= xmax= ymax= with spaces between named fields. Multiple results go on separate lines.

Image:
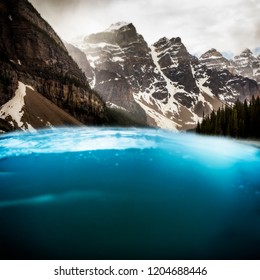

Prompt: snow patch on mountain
xmin=191 ymin=64 xmax=214 ymax=98
xmin=0 ymin=81 xmax=35 ymax=131
xmin=150 ymin=45 xmax=179 ymax=113
xmin=106 ymin=102 xmax=129 ymax=112
xmin=134 ymin=97 xmax=179 ymax=130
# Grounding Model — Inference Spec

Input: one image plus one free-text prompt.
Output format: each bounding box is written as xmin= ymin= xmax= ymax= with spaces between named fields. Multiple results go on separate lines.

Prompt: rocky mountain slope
xmin=199 ymin=48 xmax=234 ymax=73
xmin=70 ymin=22 xmax=259 ymax=130
xmin=200 ymin=48 xmax=260 ymax=85
xmin=0 ymin=0 xmax=108 ymax=132
xmin=232 ymin=49 xmax=260 ymax=84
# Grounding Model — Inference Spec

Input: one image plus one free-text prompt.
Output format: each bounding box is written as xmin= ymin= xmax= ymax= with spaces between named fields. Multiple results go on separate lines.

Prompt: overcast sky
xmin=30 ymin=0 xmax=260 ymax=57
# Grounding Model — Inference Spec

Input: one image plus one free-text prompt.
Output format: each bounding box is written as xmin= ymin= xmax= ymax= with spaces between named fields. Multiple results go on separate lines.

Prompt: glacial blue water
xmin=0 ymin=127 xmax=260 ymax=260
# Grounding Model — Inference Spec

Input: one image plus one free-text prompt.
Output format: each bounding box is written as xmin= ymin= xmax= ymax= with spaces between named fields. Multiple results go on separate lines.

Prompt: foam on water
xmin=0 ymin=127 xmax=260 ymax=259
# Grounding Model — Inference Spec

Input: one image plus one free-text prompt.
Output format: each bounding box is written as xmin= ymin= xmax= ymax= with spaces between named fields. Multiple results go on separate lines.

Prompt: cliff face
xmin=0 ymin=0 xmax=108 ymax=132
xmin=63 ymin=41 xmax=94 ymax=84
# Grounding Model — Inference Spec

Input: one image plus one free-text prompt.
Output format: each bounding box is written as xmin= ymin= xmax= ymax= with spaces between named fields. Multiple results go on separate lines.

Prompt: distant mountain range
xmin=200 ymin=48 xmax=260 ymax=84
xmin=0 ymin=1 xmax=259 ymax=132
xmin=68 ymin=22 xmax=259 ymax=130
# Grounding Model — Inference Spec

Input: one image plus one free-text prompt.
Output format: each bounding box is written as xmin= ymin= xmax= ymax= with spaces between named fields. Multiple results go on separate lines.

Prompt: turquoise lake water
xmin=0 ymin=127 xmax=260 ymax=259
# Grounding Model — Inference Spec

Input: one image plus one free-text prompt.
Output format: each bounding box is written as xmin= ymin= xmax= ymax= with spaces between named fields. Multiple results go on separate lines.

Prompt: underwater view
xmin=0 ymin=127 xmax=260 ymax=259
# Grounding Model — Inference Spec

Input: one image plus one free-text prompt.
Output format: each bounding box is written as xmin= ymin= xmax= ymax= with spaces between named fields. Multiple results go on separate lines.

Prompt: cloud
xmin=29 ymin=0 xmax=260 ymax=56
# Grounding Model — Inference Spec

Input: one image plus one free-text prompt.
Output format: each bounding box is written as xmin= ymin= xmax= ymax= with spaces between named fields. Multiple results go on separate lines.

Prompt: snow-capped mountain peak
xmin=105 ymin=21 xmax=132 ymax=32
xmin=199 ymin=47 xmax=260 ymax=85
xmin=199 ymin=48 xmax=232 ymax=72
xmin=200 ymin=48 xmax=224 ymax=60
xmin=240 ymin=48 xmax=253 ymax=56
xmin=231 ymin=48 xmax=260 ymax=83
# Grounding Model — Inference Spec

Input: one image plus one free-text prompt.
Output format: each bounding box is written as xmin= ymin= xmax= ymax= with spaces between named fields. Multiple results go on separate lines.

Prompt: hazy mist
xmin=30 ymin=0 xmax=260 ymax=56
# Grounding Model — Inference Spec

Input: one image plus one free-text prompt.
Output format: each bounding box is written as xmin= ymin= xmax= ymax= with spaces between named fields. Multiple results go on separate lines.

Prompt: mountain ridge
xmin=69 ymin=22 xmax=259 ymax=130
xmin=200 ymin=48 xmax=260 ymax=85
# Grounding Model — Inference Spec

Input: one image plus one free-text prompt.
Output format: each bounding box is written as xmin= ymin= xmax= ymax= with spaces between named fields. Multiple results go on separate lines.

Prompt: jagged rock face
xmin=200 ymin=48 xmax=260 ymax=85
xmin=153 ymin=37 xmax=199 ymax=95
xmin=63 ymin=41 xmax=94 ymax=84
xmin=231 ymin=49 xmax=260 ymax=84
xmin=71 ymin=22 xmax=259 ymax=130
xmin=0 ymin=0 xmax=108 ymax=132
xmin=200 ymin=48 xmax=235 ymax=73
xmin=73 ymin=22 xmax=153 ymax=125
xmin=197 ymin=49 xmax=259 ymax=102
xmin=150 ymin=37 xmax=258 ymax=125
xmin=205 ymin=69 xmax=259 ymax=102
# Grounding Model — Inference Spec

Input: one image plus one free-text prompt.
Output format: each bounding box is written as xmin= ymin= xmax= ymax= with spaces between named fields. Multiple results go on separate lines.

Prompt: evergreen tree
xmin=231 ymin=108 xmax=238 ymax=137
xmin=196 ymin=96 xmax=260 ymax=139
xmin=196 ymin=121 xmax=201 ymax=133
